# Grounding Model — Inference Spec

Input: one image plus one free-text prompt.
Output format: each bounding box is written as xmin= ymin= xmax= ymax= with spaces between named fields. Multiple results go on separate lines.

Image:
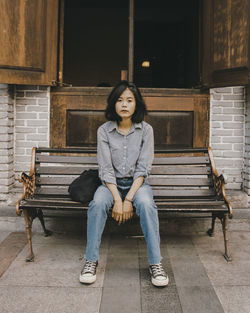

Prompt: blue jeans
xmin=85 ymin=178 xmax=162 ymax=265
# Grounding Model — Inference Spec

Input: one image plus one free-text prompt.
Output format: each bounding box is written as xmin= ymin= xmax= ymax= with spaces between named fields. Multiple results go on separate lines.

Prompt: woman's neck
xmin=118 ymin=118 xmax=132 ymax=130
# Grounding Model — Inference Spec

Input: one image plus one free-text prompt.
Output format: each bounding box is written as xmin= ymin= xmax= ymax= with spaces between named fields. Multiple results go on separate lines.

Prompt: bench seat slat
xmin=35 ymin=165 xmax=211 ymax=176
xmin=35 ymin=176 xmax=213 ymax=187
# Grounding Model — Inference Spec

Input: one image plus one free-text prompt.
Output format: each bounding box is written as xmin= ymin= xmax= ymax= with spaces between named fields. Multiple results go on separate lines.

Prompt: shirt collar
xmin=108 ymin=121 xmax=142 ymax=133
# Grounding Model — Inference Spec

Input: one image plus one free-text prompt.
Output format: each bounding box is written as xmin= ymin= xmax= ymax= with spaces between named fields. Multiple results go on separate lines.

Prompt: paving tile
xmin=0 ymin=232 xmax=26 ymax=277
xmin=141 ymin=285 xmax=183 ymax=313
xmin=214 ymin=286 xmax=250 ymax=313
xmin=100 ymin=286 xmax=141 ymax=313
xmin=178 ymin=286 xmax=224 ymax=313
xmin=0 ymin=285 xmax=102 ymax=313
xmin=0 ymin=231 xmax=11 ymax=244
xmin=0 ymin=237 xmax=109 ymax=288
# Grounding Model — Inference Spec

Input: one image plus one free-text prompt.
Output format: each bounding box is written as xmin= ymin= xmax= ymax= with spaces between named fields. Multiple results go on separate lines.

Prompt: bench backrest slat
xmin=35 ymin=187 xmax=216 ymax=198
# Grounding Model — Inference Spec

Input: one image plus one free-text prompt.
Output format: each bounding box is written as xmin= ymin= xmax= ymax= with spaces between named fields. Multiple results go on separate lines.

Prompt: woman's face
xmin=115 ymin=88 xmax=136 ymax=121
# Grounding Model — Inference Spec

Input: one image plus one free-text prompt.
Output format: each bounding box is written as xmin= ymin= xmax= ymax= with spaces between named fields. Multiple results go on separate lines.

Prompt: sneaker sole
xmin=79 ymin=274 xmax=96 ymax=284
xmin=151 ymin=275 xmax=169 ymax=287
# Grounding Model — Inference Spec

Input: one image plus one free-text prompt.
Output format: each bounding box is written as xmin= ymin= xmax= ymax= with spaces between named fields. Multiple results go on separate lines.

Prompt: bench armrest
xmin=16 ymin=147 xmax=37 ymax=216
xmin=208 ymin=147 xmax=233 ymax=218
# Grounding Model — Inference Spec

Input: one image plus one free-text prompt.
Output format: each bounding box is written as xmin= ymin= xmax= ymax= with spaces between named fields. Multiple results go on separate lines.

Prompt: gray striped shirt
xmin=97 ymin=121 xmax=154 ymax=185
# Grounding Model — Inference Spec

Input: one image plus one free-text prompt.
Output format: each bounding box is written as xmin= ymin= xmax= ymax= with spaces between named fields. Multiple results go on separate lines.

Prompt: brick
xmin=211 ymin=150 xmax=223 ymax=157
xmin=212 ymin=143 xmax=232 ymax=150
xmin=213 ymin=87 xmax=232 ymax=93
xmin=16 ymin=92 xmax=25 ymax=98
xmin=233 ymin=87 xmax=245 ymax=94
xmin=0 ymin=178 xmax=14 ymax=185
xmin=0 ymin=163 xmax=13 ymax=170
xmin=211 ymin=122 xmax=221 ymax=128
xmin=15 ymin=156 xmax=32 ymax=163
xmin=15 ymin=120 xmax=25 ymax=127
xmin=0 ymin=120 xmax=13 ymax=127
xmin=223 ymin=122 xmax=243 ymax=129
xmin=0 ymin=149 xmax=13 ymax=156
xmin=27 ymin=120 xmax=48 ymax=127
xmin=15 ymin=133 xmax=26 ymax=141
xmin=234 ymin=129 xmax=244 ymax=136
xmin=0 ymin=134 xmax=13 ymax=141
xmin=211 ymin=94 xmax=221 ymax=100
xmin=223 ymin=108 xmax=244 ymax=114
xmin=16 ymin=105 xmax=27 ymax=112
xmin=38 ymin=99 xmax=49 ymax=105
xmin=37 ymin=128 xmax=48 ymax=133
xmin=213 ymin=159 xmax=234 ymax=167
xmin=26 ymin=134 xmax=48 ymax=141
xmin=234 ymin=116 xmax=244 ymax=122
xmin=211 ymin=129 xmax=233 ymax=136
xmin=26 ymin=91 xmax=48 ymax=98
xmin=39 ymin=113 xmax=49 ymax=119
xmin=15 ymin=127 xmax=37 ymax=133
xmin=15 ymin=148 xmax=26 ymax=155
xmin=26 ymin=105 xmax=48 ymax=112
xmin=223 ymin=137 xmax=243 ymax=143
xmin=212 ymin=107 xmax=222 ymax=114
xmin=211 ymin=101 xmax=233 ymax=107
xmin=0 ymin=126 xmax=13 ymax=134
xmin=223 ymin=151 xmax=243 ymax=158
xmin=212 ymin=115 xmax=233 ymax=121
xmin=234 ymin=101 xmax=245 ymax=108
xmin=17 ymin=113 xmax=37 ymax=119
xmin=210 ymin=137 xmax=221 ymax=143
xmin=15 ymin=141 xmax=38 ymax=148
xmin=233 ymin=143 xmax=244 ymax=151
xmin=0 ymin=142 xmax=13 ymax=149
xmin=223 ymin=94 xmax=244 ymax=100
xmin=16 ymin=99 xmax=37 ymax=106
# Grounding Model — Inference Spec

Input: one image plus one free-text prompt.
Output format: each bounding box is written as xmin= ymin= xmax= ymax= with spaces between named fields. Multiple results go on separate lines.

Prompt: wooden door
xmin=202 ymin=0 xmax=250 ymax=87
xmin=0 ymin=0 xmax=59 ymax=85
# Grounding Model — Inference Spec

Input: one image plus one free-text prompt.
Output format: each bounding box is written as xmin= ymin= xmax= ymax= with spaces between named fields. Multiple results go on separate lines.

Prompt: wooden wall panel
xmin=50 ymin=88 xmax=209 ymax=150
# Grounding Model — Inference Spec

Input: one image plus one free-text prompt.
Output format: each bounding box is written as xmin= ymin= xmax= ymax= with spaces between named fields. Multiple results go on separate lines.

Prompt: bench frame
xmin=16 ymin=147 xmax=233 ymax=262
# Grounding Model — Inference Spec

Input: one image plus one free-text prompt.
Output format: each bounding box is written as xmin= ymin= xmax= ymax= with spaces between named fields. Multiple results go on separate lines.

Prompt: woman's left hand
xmin=122 ymin=199 xmax=133 ymax=223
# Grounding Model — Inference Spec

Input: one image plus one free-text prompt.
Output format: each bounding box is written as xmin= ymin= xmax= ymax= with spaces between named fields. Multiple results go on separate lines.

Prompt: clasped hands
xmin=112 ymin=198 xmax=133 ymax=225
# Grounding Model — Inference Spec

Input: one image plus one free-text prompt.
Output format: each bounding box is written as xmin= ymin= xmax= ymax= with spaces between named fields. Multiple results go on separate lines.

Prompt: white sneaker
xmin=149 ymin=263 xmax=169 ymax=287
xmin=79 ymin=260 xmax=98 ymax=284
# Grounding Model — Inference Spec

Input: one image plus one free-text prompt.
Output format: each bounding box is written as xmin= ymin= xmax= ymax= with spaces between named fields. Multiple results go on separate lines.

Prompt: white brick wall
xmin=0 ymin=84 xmax=15 ymax=201
xmin=210 ymin=87 xmax=245 ymax=190
xmin=243 ymin=85 xmax=250 ymax=194
xmin=14 ymin=85 xmax=50 ymax=183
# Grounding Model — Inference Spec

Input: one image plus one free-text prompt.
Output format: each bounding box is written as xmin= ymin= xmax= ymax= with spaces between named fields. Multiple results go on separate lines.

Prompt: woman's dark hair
xmin=105 ymin=80 xmax=147 ymax=123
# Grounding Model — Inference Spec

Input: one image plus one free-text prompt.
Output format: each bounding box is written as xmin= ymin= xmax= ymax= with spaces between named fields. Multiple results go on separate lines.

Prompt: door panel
xmin=50 ymin=88 xmax=209 ymax=149
xmin=202 ymin=0 xmax=250 ymax=87
xmin=0 ymin=0 xmax=59 ymax=85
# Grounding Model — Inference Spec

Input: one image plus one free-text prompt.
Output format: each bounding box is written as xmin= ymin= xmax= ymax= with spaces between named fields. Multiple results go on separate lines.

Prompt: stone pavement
xmin=0 ymin=214 xmax=250 ymax=313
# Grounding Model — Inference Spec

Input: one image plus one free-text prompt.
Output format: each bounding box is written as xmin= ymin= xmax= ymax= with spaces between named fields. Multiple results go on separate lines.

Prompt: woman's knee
xmin=89 ymin=185 xmax=113 ymax=213
xmin=133 ymin=185 xmax=156 ymax=212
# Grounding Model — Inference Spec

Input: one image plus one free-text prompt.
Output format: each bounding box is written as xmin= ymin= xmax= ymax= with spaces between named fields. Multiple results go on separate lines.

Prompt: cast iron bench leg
xmin=220 ymin=213 xmax=232 ymax=262
xmin=37 ymin=209 xmax=53 ymax=237
xmin=23 ymin=209 xmax=35 ymax=262
xmin=207 ymin=213 xmax=216 ymax=237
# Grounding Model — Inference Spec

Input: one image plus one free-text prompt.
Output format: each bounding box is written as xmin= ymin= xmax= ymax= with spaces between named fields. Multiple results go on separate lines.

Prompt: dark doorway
xmin=134 ymin=0 xmax=199 ymax=88
xmin=63 ymin=0 xmax=200 ymax=88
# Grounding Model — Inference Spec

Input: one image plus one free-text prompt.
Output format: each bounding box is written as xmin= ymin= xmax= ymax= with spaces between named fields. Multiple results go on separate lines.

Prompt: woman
xmin=79 ymin=81 xmax=168 ymax=287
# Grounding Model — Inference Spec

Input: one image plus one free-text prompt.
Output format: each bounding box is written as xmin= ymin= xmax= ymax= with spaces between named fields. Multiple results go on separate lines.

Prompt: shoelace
xmin=82 ymin=261 xmax=97 ymax=274
xmin=150 ymin=263 xmax=166 ymax=277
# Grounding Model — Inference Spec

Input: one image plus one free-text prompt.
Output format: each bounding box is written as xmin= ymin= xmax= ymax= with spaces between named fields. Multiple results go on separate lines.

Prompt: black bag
xmin=68 ymin=169 xmax=102 ymax=203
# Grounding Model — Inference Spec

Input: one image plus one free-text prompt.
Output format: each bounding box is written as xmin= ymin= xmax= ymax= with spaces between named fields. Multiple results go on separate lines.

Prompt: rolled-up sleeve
xmin=133 ymin=125 xmax=154 ymax=180
xmin=97 ymin=126 xmax=116 ymax=185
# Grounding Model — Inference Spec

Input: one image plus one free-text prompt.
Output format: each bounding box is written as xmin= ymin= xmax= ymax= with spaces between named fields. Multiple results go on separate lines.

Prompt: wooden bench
xmin=16 ymin=147 xmax=233 ymax=262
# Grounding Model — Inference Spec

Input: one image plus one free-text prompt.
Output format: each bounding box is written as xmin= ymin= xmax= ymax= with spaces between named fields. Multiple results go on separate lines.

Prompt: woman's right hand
xmin=112 ymin=199 xmax=123 ymax=225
